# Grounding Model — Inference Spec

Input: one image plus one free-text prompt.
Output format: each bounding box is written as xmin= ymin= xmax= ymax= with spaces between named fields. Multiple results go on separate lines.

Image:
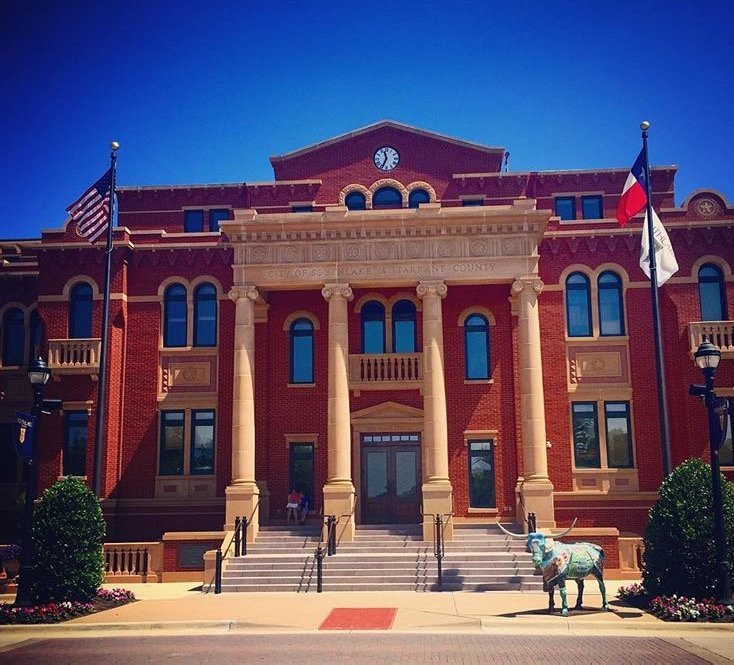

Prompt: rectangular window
xmin=184 ymin=210 xmax=204 ymax=232
xmin=468 ymin=440 xmax=495 ymax=508
xmin=208 ymin=209 xmax=229 ymax=232
xmin=572 ymin=402 xmax=600 ymax=468
xmin=604 ymin=402 xmax=633 ymax=468
xmin=581 ymin=195 xmax=603 ymax=220
xmin=289 ymin=443 xmax=314 ymax=503
xmin=191 ymin=410 xmax=215 ymax=475
xmin=555 ymin=196 xmax=576 ymax=220
xmin=462 ymin=199 xmax=484 ymax=207
xmin=160 ymin=410 xmax=185 ymax=475
xmin=291 ymin=205 xmax=313 ymax=213
xmin=63 ymin=411 xmax=88 ymax=476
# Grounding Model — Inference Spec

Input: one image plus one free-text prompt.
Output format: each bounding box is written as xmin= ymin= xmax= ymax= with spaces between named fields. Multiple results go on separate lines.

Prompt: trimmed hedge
xmin=643 ymin=458 xmax=734 ymax=598
xmin=31 ymin=477 xmax=106 ymax=604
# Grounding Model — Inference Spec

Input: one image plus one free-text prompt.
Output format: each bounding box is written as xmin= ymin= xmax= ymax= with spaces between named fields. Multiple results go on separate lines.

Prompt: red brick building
xmin=1 ymin=121 xmax=732 ymax=566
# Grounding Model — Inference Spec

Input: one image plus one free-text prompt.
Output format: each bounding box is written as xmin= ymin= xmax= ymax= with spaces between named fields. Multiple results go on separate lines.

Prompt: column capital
xmin=228 ymin=285 xmax=259 ymax=303
xmin=511 ymin=277 xmax=544 ymax=297
xmin=321 ymin=283 xmax=353 ymax=302
xmin=416 ymin=280 xmax=447 ymax=300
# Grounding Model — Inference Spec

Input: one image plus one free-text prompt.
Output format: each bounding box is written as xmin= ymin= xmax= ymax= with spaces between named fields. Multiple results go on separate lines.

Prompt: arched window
xmin=392 ymin=300 xmax=417 ymax=353
xmin=698 ymin=264 xmax=727 ymax=321
xmin=464 ymin=314 xmax=490 ymax=379
xmin=193 ymin=283 xmax=217 ymax=347
xmin=69 ymin=283 xmax=93 ymax=338
xmin=163 ymin=284 xmax=188 ymax=347
xmin=345 ymin=191 xmax=366 ymax=211
xmin=361 ymin=300 xmax=385 ymax=353
xmin=2 ymin=308 xmax=24 ymax=366
xmin=290 ymin=318 xmax=314 ymax=384
xmin=566 ymin=272 xmax=592 ymax=337
xmin=28 ymin=310 xmax=44 ymax=364
xmin=372 ymin=187 xmax=402 ymax=208
xmin=598 ymin=271 xmax=625 ymax=336
xmin=408 ymin=189 xmax=430 ymax=209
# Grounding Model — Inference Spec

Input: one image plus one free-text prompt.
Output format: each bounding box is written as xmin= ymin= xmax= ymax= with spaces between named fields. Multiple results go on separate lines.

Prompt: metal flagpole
xmin=640 ymin=121 xmax=672 ymax=476
xmin=92 ymin=141 xmax=120 ymax=497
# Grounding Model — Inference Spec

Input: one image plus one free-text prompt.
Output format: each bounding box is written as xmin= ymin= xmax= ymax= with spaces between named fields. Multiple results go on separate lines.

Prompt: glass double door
xmin=361 ymin=433 xmax=421 ymax=524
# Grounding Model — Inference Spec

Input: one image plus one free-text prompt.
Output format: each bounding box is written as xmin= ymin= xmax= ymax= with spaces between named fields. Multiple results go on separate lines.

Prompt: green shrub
xmin=31 ymin=477 xmax=106 ymax=603
xmin=643 ymin=458 xmax=734 ymax=598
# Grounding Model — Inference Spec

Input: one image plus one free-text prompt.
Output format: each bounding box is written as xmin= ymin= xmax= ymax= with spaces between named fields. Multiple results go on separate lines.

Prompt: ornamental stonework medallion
xmin=694 ymin=197 xmax=720 ymax=217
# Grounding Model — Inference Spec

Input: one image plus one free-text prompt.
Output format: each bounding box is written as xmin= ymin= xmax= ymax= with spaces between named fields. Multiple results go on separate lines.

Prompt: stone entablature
xmin=222 ymin=200 xmax=550 ymax=288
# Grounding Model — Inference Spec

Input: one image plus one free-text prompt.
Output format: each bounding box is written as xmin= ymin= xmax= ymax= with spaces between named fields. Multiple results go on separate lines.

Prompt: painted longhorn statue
xmin=497 ymin=519 xmax=609 ymax=616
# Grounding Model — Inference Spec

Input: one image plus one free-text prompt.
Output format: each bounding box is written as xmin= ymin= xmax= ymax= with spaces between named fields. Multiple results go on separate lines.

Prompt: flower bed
xmin=617 ymin=583 xmax=733 ymax=622
xmin=0 ymin=588 xmax=136 ymax=625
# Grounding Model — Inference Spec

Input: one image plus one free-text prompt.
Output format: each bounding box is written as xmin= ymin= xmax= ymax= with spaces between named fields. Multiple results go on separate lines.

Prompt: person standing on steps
xmin=286 ymin=488 xmax=300 ymax=524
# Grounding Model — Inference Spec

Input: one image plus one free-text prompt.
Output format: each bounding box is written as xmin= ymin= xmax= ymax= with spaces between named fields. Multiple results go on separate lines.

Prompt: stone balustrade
xmin=47 ymin=338 xmax=102 ymax=373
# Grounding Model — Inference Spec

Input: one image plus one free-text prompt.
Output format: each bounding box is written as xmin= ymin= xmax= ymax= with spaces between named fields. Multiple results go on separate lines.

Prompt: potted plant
xmin=1 ymin=544 xmax=21 ymax=580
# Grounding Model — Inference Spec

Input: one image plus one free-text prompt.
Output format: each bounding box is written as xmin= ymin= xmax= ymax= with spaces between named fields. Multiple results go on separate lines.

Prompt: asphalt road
xmin=0 ymin=633 xmax=719 ymax=664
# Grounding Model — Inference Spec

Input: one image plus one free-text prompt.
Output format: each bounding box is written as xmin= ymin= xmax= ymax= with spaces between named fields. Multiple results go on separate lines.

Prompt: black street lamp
xmin=14 ymin=357 xmax=52 ymax=607
xmin=690 ymin=340 xmax=733 ymax=605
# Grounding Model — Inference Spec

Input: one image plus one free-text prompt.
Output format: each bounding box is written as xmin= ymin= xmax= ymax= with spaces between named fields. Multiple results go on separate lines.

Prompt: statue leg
xmin=558 ymin=580 xmax=568 ymax=616
xmin=595 ymin=571 xmax=609 ymax=611
xmin=574 ymin=579 xmax=584 ymax=610
xmin=547 ymin=584 xmax=555 ymax=613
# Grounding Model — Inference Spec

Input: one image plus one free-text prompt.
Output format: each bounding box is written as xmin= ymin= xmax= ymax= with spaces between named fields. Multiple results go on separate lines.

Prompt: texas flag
xmin=616 ymin=149 xmax=648 ymax=226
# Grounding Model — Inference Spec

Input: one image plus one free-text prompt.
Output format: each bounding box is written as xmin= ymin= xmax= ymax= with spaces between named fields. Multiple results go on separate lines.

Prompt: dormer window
xmin=372 ymin=187 xmax=402 ymax=208
xmin=345 ymin=192 xmax=366 ymax=211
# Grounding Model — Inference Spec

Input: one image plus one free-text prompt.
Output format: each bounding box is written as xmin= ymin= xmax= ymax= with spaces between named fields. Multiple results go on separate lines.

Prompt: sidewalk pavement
xmin=1 ymin=581 xmax=732 ymax=661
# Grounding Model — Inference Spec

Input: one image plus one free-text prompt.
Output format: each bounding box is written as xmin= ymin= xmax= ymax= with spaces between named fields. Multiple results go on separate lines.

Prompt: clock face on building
xmin=373 ymin=146 xmax=400 ymax=171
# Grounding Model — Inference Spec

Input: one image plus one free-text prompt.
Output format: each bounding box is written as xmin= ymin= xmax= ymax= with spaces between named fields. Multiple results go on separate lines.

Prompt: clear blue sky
xmin=2 ymin=1 xmax=732 ymax=239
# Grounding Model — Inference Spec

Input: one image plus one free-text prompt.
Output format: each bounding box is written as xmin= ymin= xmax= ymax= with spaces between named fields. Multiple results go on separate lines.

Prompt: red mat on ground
xmin=319 ymin=607 xmax=397 ymax=630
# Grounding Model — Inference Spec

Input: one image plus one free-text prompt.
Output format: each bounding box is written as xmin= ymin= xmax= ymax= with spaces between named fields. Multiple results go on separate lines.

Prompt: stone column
xmin=225 ymin=285 xmax=260 ymax=541
xmin=321 ymin=283 xmax=356 ymax=541
xmin=511 ymin=277 xmax=555 ymax=529
xmin=417 ymin=280 xmax=454 ymax=541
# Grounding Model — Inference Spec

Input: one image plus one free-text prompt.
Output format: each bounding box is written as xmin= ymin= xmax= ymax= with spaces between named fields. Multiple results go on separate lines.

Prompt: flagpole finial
xmin=640 ymin=121 xmax=650 ymax=131
xmin=110 ymin=141 xmax=120 ymax=151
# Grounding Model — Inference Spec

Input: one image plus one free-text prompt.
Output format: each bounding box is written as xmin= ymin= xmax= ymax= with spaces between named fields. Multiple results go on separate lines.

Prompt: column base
xmin=421 ymin=480 xmax=454 ymax=542
xmin=323 ymin=481 xmax=356 ymax=543
xmin=518 ymin=479 xmax=555 ymax=530
xmin=225 ymin=482 xmax=260 ymax=543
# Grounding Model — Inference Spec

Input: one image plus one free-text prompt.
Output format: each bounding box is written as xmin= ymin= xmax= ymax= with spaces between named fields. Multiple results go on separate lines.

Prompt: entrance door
xmin=361 ymin=433 xmax=421 ymax=524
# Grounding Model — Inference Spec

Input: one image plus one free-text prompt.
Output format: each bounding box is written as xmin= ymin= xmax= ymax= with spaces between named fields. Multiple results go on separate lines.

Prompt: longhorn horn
xmin=547 ymin=517 xmax=578 ymax=539
xmin=495 ymin=520 xmax=526 ymax=539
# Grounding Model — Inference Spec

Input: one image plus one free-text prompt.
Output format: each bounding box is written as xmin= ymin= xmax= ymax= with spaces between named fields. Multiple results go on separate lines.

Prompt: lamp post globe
xmin=694 ymin=340 xmax=721 ymax=371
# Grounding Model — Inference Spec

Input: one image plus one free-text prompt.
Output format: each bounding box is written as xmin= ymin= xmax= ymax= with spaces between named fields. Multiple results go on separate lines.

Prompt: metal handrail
xmin=420 ymin=496 xmax=454 ymax=591
xmin=214 ymin=497 xmax=261 ymax=594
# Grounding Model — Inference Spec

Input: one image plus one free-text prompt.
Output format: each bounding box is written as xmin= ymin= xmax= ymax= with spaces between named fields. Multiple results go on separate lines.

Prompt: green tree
xmin=643 ymin=458 xmax=734 ymax=597
xmin=31 ymin=476 xmax=105 ymax=603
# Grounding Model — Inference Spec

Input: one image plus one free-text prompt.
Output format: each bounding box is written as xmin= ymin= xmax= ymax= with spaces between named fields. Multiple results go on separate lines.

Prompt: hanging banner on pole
xmin=712 ymin=398 xmax=730 ymax=451
xmin=13 ymin=412 xmax=35 ymax=462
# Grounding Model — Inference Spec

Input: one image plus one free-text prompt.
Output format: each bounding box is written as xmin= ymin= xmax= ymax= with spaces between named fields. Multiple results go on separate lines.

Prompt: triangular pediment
xmin=272 ymin=120 xmax=505 ymax=163
xmin=270 ymin=121 xmax=505 ymax=181
xmin=351 ymin=400 xmax=424 ymax=423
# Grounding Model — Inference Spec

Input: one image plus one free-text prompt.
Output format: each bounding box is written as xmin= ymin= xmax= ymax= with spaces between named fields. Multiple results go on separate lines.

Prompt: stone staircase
xmin=218 ymin=522 xmax=541 ymax=593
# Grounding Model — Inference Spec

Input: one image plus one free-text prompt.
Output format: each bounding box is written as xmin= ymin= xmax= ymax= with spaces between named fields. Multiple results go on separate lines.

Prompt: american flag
xmin=66 ymin=168 xmax=113 ymax=244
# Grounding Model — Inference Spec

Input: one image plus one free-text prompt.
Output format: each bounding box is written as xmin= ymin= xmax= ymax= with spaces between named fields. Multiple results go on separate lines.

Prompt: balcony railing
xmin=348 ymin=352 xmax=422 ymax=391
xmin=48 ymin=338 xmax=102 ymax=374
xmin=688 ymin=321 xmax=734 ymax=358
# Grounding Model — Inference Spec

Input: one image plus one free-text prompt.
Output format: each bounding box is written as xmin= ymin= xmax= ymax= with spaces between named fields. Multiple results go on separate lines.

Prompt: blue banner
xmin=13 ymin=411 xmax=35 ymax=462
